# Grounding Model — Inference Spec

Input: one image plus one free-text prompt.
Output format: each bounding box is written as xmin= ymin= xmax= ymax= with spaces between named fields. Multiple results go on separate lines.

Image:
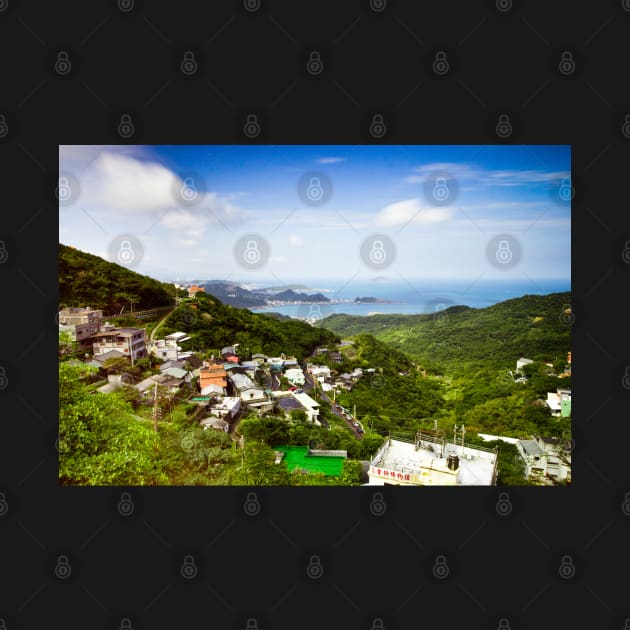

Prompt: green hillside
xmin=59 ymin=243 xmax=177 ymax=314
xmin=161 ymin=293 xmax=339 ymax=361
xmin=321 ymin=292 xmax=571 ymax=376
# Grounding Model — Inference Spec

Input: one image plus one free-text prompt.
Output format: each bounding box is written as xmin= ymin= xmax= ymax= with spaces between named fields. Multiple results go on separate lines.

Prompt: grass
xmin=274 ymin=445 xmax=345 ymax=476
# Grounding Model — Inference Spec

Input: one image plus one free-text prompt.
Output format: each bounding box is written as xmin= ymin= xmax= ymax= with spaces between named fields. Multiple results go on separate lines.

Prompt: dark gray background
xmin=0 ymin=0 xmax=628 ymax=628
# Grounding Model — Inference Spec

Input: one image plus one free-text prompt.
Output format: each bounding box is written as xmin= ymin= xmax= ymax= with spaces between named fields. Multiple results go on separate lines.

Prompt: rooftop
xmin=519 ymin=439 xmax=544 ymax=457
xmin=371 ymin=437 xmax=497 ymax=486
xmin=292 ymin=391 xmax=320 ymax=409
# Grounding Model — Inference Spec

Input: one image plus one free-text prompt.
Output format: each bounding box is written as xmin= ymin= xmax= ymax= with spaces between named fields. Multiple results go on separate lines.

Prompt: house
xmin=92 ymin=325 xmax=147 ymax=361
xmin=221 ymin=346 xmax=236 ymax=358
xmin=88 ymin=349 xmax=126 ymax=368
xmin=208 ymin=396 xmax=241 ymax=420
xmin=159 ymin=360 xmax=186 ymax=372
xmin=272 ymin=390 xmax=320 ymax=425
xmin=58 ymin=307 xmax=103 ymax=347
xmin=134 ymin=373 xmax=182 ymax=396
xmin=350 ymin=368 xmax=364 ymax=382
xmin=251 ymin=353 xmax=267 ymax=364
xmin=161 ymin=366 xmax=190 ymax=382
xmin=335 ymin=374 xmax=354 ymax=391
xmin=291 ymin=391 xmax=321 ymax=425
xmin=517 ymin=439 xmax=546 ymax=479
xmin=309 ymin=365 xmax=331 ymax=380
xmin=329 ymin=352 xmax=342 ymax=363
xmin=241 ymin=360 xmax=259 ymax=380
xmin=517 ymin=437 xmax=571 ymax=484
xmin=545 ymin=388 xmax=571 ymax=417
xmin=147 ymin=332 xmax=191 ymax=361
xmin=516 ymin=357 xmax=534 ymax=374
xmin=199 ymin=364 xmax=227 ymax=396
xmin=229 ymin=372 xmax=267 ymax=403
xmin=367 ymin=433 xmax=498 ymax=486
xmin=285 ymin=367 xmax=305 ymax=386
xmin=200 ymin=417 xmax=229 ymax=432
xmin=187 ymin=285 xmax=205 ymax=297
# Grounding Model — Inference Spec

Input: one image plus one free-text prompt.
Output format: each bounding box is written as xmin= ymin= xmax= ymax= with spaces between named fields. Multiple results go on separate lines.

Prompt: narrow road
xmin=150 ymin=306 xmax=176 ymax=341
xmin=303 ymin=364 xmax=362 ymax=439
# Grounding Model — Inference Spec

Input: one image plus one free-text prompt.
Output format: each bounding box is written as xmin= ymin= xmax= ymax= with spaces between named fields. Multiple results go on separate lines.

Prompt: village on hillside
xmin=59 ymin=296 xmax=572 ymax=486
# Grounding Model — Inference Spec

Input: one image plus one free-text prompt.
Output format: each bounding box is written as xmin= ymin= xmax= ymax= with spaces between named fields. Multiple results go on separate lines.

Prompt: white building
xmin=58 ymin=307 xmax=103 ymax=346
xmin=229 ymin=372 xmax=268 ymax=403
xmin=200 ymin=417 xmax=230 ymax=432
xmin=92 ymin=325 xmax=147 ymax=361
xmin=147 ymin=332 xmax=192 ymax=361
xmin=309 ymin=365 xmax=331 ymax=380
xmin=516 ymin=357 xmax=534 ymax=374
xmin=291 ymin=391 xmax=321 ymax=425
xmin=517 ymin=437 xmax=571 ymax=484
xmin=367 ymin=433 xmax=498 ymax=486
xmin=208 ymin=396 xmax=241 ymax=420
xmin=285 ymin=367 xmax=305 ymax=386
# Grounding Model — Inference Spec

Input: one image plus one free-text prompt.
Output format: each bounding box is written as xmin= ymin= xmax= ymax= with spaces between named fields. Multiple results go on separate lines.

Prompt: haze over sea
xmin=247 ymin=277 xmax=571 ymax=318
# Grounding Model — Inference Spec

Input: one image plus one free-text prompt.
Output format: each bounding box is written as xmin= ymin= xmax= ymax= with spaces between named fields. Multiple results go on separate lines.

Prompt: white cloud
xmin=403 ymin=162 xmax=570 ymax=188
xmin=288 ymin=234 xmax=304 ymax=246
xmin=159 ymin=209 xmax=207 ymax=245
xmin=316 ymin=157 xmax=346 ymax=164
xmin=88 ymin=152 xmax=179 ymax=212
xmin=59 ymin=148 xmax=246 ymax=244
xmin=375 ymin=199 xmax=452 ymax=227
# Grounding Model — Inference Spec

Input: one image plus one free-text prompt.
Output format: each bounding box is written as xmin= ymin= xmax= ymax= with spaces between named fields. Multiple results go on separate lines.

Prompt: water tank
xmin=447 ymin=454 xmax=459 ymax=470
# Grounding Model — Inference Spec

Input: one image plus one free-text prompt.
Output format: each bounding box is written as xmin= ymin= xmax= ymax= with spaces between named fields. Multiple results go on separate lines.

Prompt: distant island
xmin=354 ymin=297 xmax=392 ymax=304
xmin=197 ymin=282 xmax=331 ymax=308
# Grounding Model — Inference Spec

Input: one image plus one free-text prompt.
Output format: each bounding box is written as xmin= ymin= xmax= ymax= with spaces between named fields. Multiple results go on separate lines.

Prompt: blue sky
xmin=59 ymin=144 xmax=571 ymax=284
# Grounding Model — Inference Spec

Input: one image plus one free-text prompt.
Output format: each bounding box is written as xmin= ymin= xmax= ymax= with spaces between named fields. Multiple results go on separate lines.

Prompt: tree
xmin=103 ymin=357 xmax=130 ymax=374
xmin=233 ymin=440 xmax=290 ymax=485
xmin=58 ymin=330 xmax=77 ymax=356
xmin=59 ymin=362 xmax=167 ymax=485
xmin=290 ymin=409 xmax=308 ymax=424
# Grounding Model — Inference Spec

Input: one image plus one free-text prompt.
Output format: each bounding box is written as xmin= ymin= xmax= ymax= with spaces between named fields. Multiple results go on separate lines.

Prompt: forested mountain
xmin=59 ymin=244 xmax=177 ymax=314
xmin=161 ymin=292 xmax=339 ymax=360
xmin=321 ymin=292 xmax=571 ymax=375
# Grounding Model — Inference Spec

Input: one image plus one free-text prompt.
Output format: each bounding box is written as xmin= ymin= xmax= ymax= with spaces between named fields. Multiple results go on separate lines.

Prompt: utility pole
xmin=152 ymin=381 xmax=158 ymax=433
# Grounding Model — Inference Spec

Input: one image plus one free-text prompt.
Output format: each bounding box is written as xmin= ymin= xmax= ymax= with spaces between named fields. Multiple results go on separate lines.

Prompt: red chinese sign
xmin=369 ymin=466 xmax=410 ymax=481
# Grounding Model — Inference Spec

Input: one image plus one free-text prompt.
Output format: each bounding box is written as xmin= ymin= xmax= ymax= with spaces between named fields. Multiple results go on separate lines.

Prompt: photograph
xmin=58 ymin=144 xmax=571 ymax=486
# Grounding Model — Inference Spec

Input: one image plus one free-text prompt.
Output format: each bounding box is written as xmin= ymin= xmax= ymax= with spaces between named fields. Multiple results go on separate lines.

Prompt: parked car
xmin=357 ymin=427 xmax=364 ymax=434
xmin=295 ymin=389 xmax=304 ymax=394
xmin=353 ymin=421 xmax=360 ymax=427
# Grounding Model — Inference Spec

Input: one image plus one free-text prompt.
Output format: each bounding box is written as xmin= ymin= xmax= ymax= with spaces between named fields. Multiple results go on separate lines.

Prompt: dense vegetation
xmin=321 ymin=292 xmax=571 ymax=376
xmin=58 ymin=247 xmax=570 ymax=485
xmin=59 ymin=243 xmax=178 ymax=314
xmin=59 ymin=362 xmax=366 ymax=486
xmin=320 ymin=295 xmax=571 ymax=447
xmin=161 ymin=292 xmax=340 ymax=361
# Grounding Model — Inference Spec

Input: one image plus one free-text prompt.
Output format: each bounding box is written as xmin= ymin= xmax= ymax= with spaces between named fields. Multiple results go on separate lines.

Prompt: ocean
xmin=247 ymin=278 xmax=571 ymax=318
